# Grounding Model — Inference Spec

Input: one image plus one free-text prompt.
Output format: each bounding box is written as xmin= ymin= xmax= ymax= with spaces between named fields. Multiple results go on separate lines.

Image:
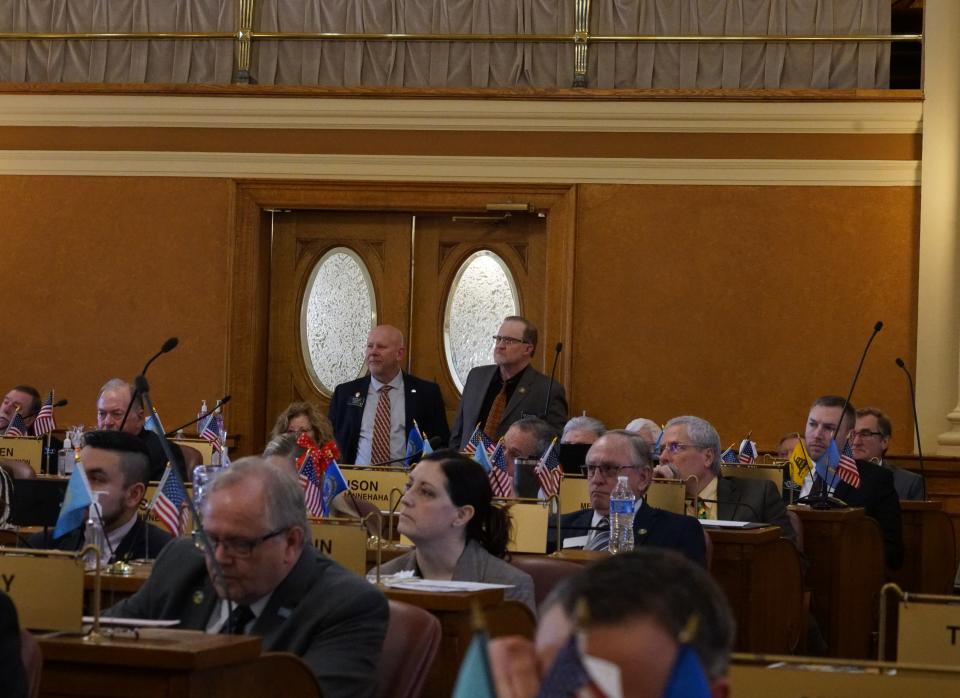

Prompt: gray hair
xmin=541 ymin=549 xmax=735 ymax=680
xmin=562 ymin=416 xmax=606 ymax=441
xmin=624 ymin=417 xmax=662 ymax=444
xmin=509 ymin=416 xmax=557 ymax=456
xmin=664 ymin=416 xmax=721 ymax=475
xmin=207 ymin=457 xmax=309 ymax=546
xmin=593 ymin=429 xmax=653 ymax=473
xmin=263 ymin=432 xmax=303 ymax=459
xmin=98 ymin=378 xmax=134 ymax=401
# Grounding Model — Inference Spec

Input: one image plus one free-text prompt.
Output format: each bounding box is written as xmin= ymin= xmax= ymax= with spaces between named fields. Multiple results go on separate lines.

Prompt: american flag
xmin=720 ymin=447 xmax=739 ymax=464
xmin=488 ymin=440 xmax=513 ymax=498
xmin=298 ymin=450 xmax=325 ymax=517
xmin=152 ymin=466 xmax=188 ymax=535
xmin=463 ymin=424 xmax=495 ymax=458
xmin=738 ymin=438 xmax=757 ymax=464
xmin=4 ymin=411 xmax=27 ymax=438
xmin=535 ymin=438 xmax=563 ymax=498
xmin=32 ymin=391 xmax=56 ymax=437
xmin=837 ymin=439 xmax=861 ymax=488
xmin=200 ymin=411 xmax=223 ymax=451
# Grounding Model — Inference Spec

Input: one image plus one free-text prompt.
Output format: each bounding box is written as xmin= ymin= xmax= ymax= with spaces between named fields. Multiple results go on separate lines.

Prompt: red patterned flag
xmin=200 ymin=410 xmax=224 ymax=452
xmin=488 ymin=440 xmax=513 ymax=498
xmin=151 ymin=466 xmax=188 ymax=535
xmin=296 ymin=433 xmax=342 ymax=517
xmin=738 ymin=438 xmax=757 ymax=464
xmin=837 ymin=439 xmax=861 ymax=489
xmin=535 ymin=438 xmax=563 ymax=498
xmin=4 ymin=411 xmax=27 ymax=438
xmin=33 ymin=390 xmax=56 ymax=437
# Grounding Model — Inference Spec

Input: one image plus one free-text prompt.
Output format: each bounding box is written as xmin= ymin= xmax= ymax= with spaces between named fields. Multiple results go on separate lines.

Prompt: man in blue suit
xmin=328 ymin=325 xmax=449 ymax=465
xmin=547 ymin=429 xmax=706 ymax=566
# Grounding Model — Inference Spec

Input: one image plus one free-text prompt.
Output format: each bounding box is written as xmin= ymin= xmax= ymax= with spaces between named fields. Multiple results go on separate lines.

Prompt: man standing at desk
xmin=26 ymin=431 xmax=172 ymax=561
xmin=107 ymin=457 xmax=388 ymax=697
xmin=329 ymin=324 xmax=449 ymax=464
xmin=450 ymin=316 xmax=567 ymax=449
xmin=547 ymin=430 xmax=705 ymax=565
xmin=653 ymin=415 xmax=796 ymax=543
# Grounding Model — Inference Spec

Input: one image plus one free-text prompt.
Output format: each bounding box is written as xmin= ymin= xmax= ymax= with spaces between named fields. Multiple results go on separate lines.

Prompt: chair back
xmin=179 ymin=444 xmax=203 ymax=471
xmin=377 ymin=600 xmax=441 ymax=698
xmin=509 ymin=555 xmax=583 ymax=607
xmin=786 ymin=509 xmax=804 ymax=553
xmin=20 ymin=628 xmax=42 ymax=698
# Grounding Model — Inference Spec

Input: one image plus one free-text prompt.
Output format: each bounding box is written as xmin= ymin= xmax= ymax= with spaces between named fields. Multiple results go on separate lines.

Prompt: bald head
xmin=365 ymin=325 xmax=406 ymax=383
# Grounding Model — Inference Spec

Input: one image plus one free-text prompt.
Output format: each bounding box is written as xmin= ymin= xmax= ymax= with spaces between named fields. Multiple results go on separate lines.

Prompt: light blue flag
xmin=54 ymin=463 xmax=94 ymax=539
xmin=320 ymin=459 xmax=349 ymax=517
xmin=472 ymin=443 xmax=492 ymax=473
xmin=815 ymin=439 xmax=841 ymax=482
xmin=452 ymin=632 xmax=496 ymax=698
xmin=144 ymin=407 xmax=165 ymax=437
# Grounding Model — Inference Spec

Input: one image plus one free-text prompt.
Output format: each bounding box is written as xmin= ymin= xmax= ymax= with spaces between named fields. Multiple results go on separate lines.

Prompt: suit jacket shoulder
xmin=636 ymin=505 xmax=707 ymax=567
xmin=456 ymin=540 xmax=536 ymax=613
xmin=837 ymin=460 xmax=903 ymax=569
xmin=717 ymin=476 xmax=796 ymax=543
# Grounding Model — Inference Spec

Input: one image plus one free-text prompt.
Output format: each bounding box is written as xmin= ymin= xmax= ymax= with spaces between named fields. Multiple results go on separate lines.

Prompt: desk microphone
xmin=542 ymin=342 xmax=563 ymax=419
xmin=164 ymin=395 xmax=231 ymax=437
xmin=895 ymin=357 xmax=927 ymax=500
xmin=120 ymin=337 xmax=180 ymax=432
xmin=20 ymin=398 xmax=69 ymax=421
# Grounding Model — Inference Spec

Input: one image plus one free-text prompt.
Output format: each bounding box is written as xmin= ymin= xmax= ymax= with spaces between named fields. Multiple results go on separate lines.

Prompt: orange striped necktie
xmin=371 ymin=385 xmax=393 ymax=463
xmin=483 ymin=383 xmax=508 ymax=439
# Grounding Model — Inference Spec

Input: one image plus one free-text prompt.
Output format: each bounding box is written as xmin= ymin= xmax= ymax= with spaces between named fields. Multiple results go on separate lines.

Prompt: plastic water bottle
xmin=83 ymin=491 xmax=109 ymax=571
xmin=58 ymin=436 xmax=73 ymax=476
xmin=608 ymin=475 xmax=636 ymax=554
xmin=197 ymin=400 xmax=208 ymax=436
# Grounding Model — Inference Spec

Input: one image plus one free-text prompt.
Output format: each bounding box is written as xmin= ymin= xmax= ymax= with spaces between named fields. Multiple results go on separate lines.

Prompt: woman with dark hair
xmin=270 ymin=401 xmax=334 ymax=445
xmin=376 ymin=449 xmax=535 ymax=612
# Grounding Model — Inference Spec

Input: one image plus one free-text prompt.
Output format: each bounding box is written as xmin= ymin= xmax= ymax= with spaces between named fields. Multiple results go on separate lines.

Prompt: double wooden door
xmin=266 ymin=209 xmax=548 ymax=434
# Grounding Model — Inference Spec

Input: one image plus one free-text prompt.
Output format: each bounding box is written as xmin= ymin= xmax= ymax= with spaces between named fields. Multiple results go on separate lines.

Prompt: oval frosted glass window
xmin=444 ymin=250 xmax=520 ymax=392
xmin=300 ymin=247 xmax=376 ymax=395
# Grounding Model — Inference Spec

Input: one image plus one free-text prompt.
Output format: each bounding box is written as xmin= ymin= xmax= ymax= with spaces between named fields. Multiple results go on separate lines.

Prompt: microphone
xmin=542 ymin=342 xmax=563 ymax=419
xmin=895 ymin=357 xmax=926 ymax=500
xmin=365 ymin=436 xmax=443 ymax=467
xmin=163 ymin=395 xmax=231 ymax=437
xmin=818 ymin=320 xmax=883 ymax=497
xmin=120 ymin=337 xmax=180 ymax=432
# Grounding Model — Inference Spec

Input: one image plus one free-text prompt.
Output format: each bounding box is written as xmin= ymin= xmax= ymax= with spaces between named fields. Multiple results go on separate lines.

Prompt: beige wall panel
xmin=570 ymin=184 xmax=920 ymax=452
xmin=0 ymin=175 xmax=233 ymax=431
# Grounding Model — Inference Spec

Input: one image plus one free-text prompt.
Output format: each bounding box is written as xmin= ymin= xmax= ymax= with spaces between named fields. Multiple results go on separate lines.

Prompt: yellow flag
xmin=788 ymin=439 xmax=814 ymax=486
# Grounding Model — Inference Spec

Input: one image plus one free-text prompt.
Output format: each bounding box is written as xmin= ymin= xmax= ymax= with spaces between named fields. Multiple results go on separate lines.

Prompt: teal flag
xmin=452 ymin=632 xmax=496 ymax=698
xmin=53 ymin=463 xmax=93 ymax=539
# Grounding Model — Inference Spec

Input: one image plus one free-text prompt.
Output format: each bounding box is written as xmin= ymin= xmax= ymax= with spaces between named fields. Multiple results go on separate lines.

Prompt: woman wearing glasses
xmin=374 ymin=449 xmax=536 ymax=613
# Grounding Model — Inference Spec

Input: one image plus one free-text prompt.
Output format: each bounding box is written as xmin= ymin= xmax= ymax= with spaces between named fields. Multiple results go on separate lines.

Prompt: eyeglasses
xmin=492 ymin=335 xmax=528 ymax=346
xmin=657 ymin=442 xmax=701 ymax=455
xmin=195 ymin=527 xmax=287 ymax=558
xmin=849 ymin=429 xmax=884 ymax=440
xmin=583 ymin=464 xmax=638 ymax=479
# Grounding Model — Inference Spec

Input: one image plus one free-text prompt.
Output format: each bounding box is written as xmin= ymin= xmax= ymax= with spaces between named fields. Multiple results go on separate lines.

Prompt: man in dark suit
xmin=328 ymin=324 xmax=448 ymax=465
xmin=852 ymin=406 xmax=924 ymax=501
xmin=803 ymin=395 xmax=903 ymax=569
xmin=106 ymin=457 xmax=388 ymax=697
xmin=0 ymin=592 xmax=27 ymax=698
xmin=450 ymin=315 xmax=567 ymax=449
xmin=547 ymin=430 xmax=706 ymax=566
xmin=26 ymin=430 xmax=173 ymax=562
xmin=96 ymin=378 xmax=185 ymax=480
xmin=654 ymin=415 xmax=796 ymax=543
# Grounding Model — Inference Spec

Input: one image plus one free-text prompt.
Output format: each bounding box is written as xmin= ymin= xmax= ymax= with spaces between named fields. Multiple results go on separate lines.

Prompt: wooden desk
xmin=888 ymin=500 xmax=957 ymax=594
xmin=706 ymin=525 xmax=804 ymax=655
xmin=790 ymin=506 xmax=885 ymax=660
xmin=381 ymin=586 xmax=510 ymax=697
xmin=38 ymin=628 xmax=262 ymax=697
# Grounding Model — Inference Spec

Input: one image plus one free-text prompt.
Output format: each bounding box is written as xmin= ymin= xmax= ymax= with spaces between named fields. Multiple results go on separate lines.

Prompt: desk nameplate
xmin=310 ymin=518 xmax=367 ymax=576
xmin=340 ymin=466 xmax=409 ymax=511
xmin=0 ymin=437 xmax=43 ymax=473
xmin=0 ymin=548 xmax=84 ymax=631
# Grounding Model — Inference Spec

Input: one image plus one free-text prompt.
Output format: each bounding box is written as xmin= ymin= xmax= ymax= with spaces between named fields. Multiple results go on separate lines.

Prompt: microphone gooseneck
xmin=542 ymin=342 xmax=564 ymax=419
xmin=120 ymin=337 xmax=180 ymax=433
xmin=895 ymin=357 xmax=926 ymax=500
xmin=164 ymin=395 xmax=232 ymax=437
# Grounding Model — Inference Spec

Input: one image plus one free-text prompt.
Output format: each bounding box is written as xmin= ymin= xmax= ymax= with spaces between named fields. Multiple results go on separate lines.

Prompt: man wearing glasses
xmin=450 ymin=316 xmax=567 ymax=450
xmin=653 ymin=415 xmax=796 ymax=543
xmin=107 ymin=458 xmax=388 ymax=697
xmin=546 ymin=430 xmax=705 ymax=564
xmin=852 ymin=407 xmax=924 ymax=501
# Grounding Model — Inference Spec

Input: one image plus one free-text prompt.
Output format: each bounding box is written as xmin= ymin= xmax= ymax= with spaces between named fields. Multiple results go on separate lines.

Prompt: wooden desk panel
xmin=38 ymin=628 xmax=262 ymax=698
xmin=888 ymin=500 xmax=957 ymax=594
xmin=790 ymin=506 xmax=885 ymax=660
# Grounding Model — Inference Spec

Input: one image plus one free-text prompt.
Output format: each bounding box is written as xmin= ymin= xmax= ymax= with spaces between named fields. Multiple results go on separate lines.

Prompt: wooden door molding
xmin=228 ymin=180 xmax=577 ymax=456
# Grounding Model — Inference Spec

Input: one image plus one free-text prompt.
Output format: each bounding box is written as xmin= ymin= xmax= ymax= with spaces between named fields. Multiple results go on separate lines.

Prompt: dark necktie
xmin=587 ymin=517 xmax=610 ymax=551
xmin=811 ymin=474 xmax=826 ymax=498
xmin=483 ymin=383 xmax=508 ymax=439
xmin=221 ymin=604 xmax=255 ymax=635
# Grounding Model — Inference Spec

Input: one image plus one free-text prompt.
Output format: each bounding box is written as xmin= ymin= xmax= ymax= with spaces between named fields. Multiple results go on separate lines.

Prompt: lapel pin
xmin=354 ymin=392 xmax=361 ymax=398
xmin=518 ymin=387 xmax=527 ymax=395
xmin=192 ymin=590 xmax=205 ymax=605
xmin=277 ymin=607 xmax=292 ymax=619
xmin=637 ymin=528 xmax=648 ymax=536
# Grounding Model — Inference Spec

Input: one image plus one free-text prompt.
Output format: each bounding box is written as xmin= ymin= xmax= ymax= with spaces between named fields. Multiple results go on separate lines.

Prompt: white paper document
xmin=82 ymin=616 xmax=180 ymax=628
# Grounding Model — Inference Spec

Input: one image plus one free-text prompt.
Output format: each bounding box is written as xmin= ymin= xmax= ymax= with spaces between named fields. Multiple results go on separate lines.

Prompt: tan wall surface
xmin=0 ymin=175 xmax=233 ymax=432
xmin=570 ymin=184 xmax=920 ymax=452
